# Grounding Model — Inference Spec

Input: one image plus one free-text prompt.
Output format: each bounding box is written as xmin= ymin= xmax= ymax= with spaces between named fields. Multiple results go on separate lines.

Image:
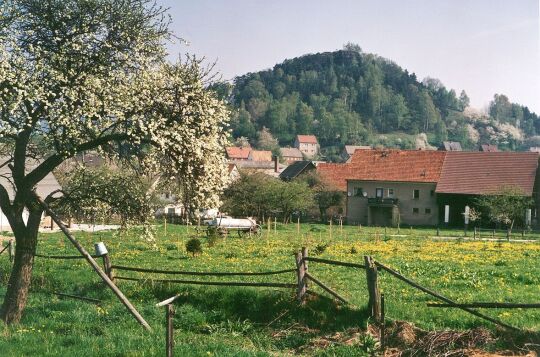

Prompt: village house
xmin=294 ymin=135 xmax=319 ymax=158
xmin=0 ymin=158 xmax=62 ymax=231
xmin=280 ymin=147 xmax=304 ymax=164
xmin=479 ymin=144 xmax=498 ymax=152
xmin=435 ymin=151 xmax=540 ymax=226
xmin=232 ymin=156 xmax=286 ymax=177
xmin=439 ymin=141 xmax=462 ymax=151
xmin=279 ymin=161 xmax=316 ymax=181
xmin=225 ymin=146 xmax=251 ymax=161
xmin=342 ymin=145 xmax=372 ymax=162
xmin=248 ymin=150 xmax=272 ymax=162
xmin=318 ymin=149 xmax=540 ymax=228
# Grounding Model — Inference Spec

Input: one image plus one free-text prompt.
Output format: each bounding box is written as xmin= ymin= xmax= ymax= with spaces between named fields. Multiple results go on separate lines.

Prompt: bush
xmin=186 ymin=238 xmax=203 ymax=256
xmin=314 ymin=243 xmax=329 ymax=255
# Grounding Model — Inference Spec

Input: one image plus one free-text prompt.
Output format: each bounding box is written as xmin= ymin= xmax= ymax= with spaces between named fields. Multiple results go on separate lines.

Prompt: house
xmin=155 ymin=193 xmax=185 ymax=218
xmin=228 ymin=163 xmax=240 ymax=182
xmin=248 ymin=150 xmax=272 ymax=162
xmin=342 ymin=145 xmax=372 ymax=161
xmin=0 ymin=158 xmax=62 ymax=231
xmin=226 ymin=147 xmax=251 ymax=161
xmin=342 ymin=150 xmax=446 ymax=226
xmin=279 ymin=161 xmax=316 ymax=181
xmin=319 ymin=148 xmax=540 ymax=228
xmin=435 ymin=151 xmax=539 ymax=226
xmin=439 ymin=141 xmax=462 ymax=151
xmin=232 ymin=156 xmax=287 ymax=178
xmin=480 ymin=144 xmax=498 ymax=152
xmin=294 ymin=135 xmax=319 ymax=158
xmin=280 ymin=147 xmax=304 ymax=164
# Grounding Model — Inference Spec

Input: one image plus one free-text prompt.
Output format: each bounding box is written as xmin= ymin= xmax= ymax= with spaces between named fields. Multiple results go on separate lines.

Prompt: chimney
xmin=273 ymin=155 xmax=279 ymax=173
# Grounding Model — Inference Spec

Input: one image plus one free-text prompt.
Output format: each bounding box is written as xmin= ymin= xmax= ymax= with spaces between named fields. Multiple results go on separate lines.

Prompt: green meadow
xmin=0 ymin=224 xmax=539 ymax=356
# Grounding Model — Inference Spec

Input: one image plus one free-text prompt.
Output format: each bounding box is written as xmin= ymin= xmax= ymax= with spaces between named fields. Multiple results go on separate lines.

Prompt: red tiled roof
xmin=436 ymin=152 xmax=539 ymax=195
xmin=318 ymin=149 xmax=446 ymax=191
xmin=226 ymin=147 xmax=251 ymax=160
xmin=296 ymin=135 xmax=318 ymax=144
xmin=249 ymin=150 xmax=272 ymax=162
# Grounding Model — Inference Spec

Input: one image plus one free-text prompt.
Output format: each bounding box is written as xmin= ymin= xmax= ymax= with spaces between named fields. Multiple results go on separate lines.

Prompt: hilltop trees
xmin=226 ymin=46 xmax=538 ymax=154
xmin=0 ymin=0 xmax=229 ymax=324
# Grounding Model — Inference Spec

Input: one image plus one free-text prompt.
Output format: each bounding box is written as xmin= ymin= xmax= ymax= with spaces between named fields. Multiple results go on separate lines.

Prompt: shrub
xmin=314 ymin=243 xmax=329 ymax=255
xmin=186 ymin=238 xmax=203 ymax=256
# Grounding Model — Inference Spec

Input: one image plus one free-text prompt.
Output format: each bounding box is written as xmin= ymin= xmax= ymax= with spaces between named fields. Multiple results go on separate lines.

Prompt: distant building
xmin=436 ymin=151 xmax=538 ymax=226
xmin=232 ymin=156 xmax=286 ymax=178
xmin=226 ymin=147 xmax=251 ymax=161
xmin=279 ymin=161 xmax=316 ymax=181
xmin=530 ymin=147 xmax=540 ymax=153
xmin=480 ymin=144 xmax=498 ymax=152
xmin=248 ymin=150 xmax=272 ymax=162
xmin=0 ymin=157 xmax=62 ymax=231
xmin=439 ymin=141 xmax=462 ymax=151
xmin=342 ymin=145 xmax=372 ymax=161
xmin=228 ymin=163 xmax=240 ymax=182
xmin=294 ymin=135 xmax=319 ymax=158
xmin=280 ymin=147 xmax=304 ymax=164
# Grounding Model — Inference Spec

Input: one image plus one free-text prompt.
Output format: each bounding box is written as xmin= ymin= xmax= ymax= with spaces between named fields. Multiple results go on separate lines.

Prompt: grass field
xmin=0 ymin=223 xmax=539 ymax=356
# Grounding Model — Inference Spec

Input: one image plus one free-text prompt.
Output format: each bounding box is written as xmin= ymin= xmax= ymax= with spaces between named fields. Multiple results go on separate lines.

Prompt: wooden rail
xmin=112 ymin=265 xmax=295 ymax=276
xmin=303 ymin=257 xmax=365 ymax=269
xmin=35 ymin=253 xmax=102 ymax=259
xmin=428 ymin=302 xmax=540 ymax=309
xmin=374 ymin=260 xmax=518 ymax=331
xmin=116 ymin=276 xmax=296 ymax=289
xmin=304 ymin=272 xmax=348 ymax=304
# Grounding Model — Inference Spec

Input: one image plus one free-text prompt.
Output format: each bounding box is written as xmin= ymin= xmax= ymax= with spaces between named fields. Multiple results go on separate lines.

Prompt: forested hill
xmin=214 ymin=47 xmax=539 ymax=158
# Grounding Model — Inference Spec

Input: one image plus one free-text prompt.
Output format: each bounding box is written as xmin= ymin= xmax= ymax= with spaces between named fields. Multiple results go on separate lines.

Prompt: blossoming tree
xmin=0 ymin=0 xmax=229 ymax=324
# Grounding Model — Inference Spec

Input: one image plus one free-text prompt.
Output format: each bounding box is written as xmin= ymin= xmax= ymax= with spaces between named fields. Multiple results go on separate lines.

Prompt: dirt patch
xmin=278 ymin=320 xmax=538 ymax=356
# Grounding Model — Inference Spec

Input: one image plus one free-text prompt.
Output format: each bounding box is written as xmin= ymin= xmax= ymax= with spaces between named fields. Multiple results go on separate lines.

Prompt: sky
xmin=159 ymin=0 xmax=540 ymax=113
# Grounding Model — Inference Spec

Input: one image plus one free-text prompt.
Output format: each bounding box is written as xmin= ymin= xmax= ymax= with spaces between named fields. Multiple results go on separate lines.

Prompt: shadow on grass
xmin=150 ymin=284 xmax=370 ymax=332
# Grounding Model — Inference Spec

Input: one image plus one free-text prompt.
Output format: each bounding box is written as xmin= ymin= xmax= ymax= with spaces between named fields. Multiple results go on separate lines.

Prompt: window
xmin=353 ymin=187 xmax=364 ymax=197
xmin=387 ymin=188 xmax=394 ymax=198
xmin=376 ymin=188 xmax=384 ymax=198
xmin=425 ymin=208 xmax=431 ymax=214
xmin=413 ymin=208 xmax=419 ymax=214
xmin=413 ymin=189 xmax=420 ymax=199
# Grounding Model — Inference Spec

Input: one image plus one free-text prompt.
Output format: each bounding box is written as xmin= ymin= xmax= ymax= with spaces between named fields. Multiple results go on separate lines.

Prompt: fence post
xmin=94 ymin=242 xmax=114 ymax=283
xmin=297 ymin=217 xmax=300 ymax=235
xmin=295 ymin=251 xmax=306 ymax=303
xmin=364 ymin=256 xmax=381 ymax=322
xmin=166 ymin=304 xmax=174 ymax=357
xmin=301 ymin=247 xmax=308 ymax=291
xmin=380 ymin=293 xmax=386 ymax=351
xmin=8 ymin=240 xmax=14 ymax=262
xmin=436 ymin=226 xmax=440 ymax=236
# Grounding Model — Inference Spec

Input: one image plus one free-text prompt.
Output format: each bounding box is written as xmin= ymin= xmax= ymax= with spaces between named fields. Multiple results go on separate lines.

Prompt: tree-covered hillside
xmin=215 ymin=45 xmax=539 ymax=159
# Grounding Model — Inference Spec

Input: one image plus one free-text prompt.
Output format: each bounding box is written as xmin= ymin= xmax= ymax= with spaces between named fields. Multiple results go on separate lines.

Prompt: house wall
xmin=347 ymin=180 xmax=438 ymax=226
xmin=294 ymin=139 xmax=319 ymax=158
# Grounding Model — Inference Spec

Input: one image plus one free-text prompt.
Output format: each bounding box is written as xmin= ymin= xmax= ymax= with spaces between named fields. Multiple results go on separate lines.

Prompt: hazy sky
xmin=160 ymin=0 xmax=540 ymax=113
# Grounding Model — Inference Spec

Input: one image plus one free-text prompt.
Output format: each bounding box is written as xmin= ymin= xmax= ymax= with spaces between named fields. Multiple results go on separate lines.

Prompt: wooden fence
xmin=8 ymin=240 xmax=538 ymax=356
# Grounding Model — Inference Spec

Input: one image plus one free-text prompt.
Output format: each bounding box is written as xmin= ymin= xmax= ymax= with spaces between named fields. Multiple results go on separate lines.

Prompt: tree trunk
xmin=1 ymin=210 xmax=41 ymax=324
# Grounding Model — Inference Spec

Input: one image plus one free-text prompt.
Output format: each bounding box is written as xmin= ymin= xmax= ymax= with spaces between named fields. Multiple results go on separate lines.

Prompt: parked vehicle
xmin=205 ymin=217 xmax=262 ymax=237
